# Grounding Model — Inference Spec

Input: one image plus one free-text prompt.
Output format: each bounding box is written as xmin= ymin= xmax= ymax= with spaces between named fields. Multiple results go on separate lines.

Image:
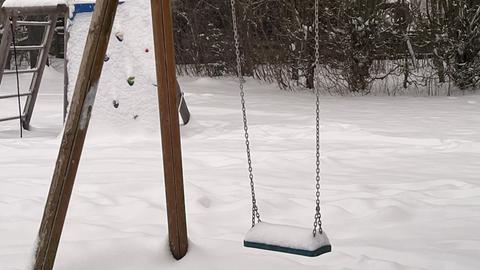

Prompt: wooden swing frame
xmin=32 ymin=1 xmax=188 ymax=269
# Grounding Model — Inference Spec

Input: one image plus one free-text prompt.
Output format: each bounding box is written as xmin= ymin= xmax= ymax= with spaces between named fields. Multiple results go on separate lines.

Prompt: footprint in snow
xmin=198 ymin=196 xmax=212 ymax=208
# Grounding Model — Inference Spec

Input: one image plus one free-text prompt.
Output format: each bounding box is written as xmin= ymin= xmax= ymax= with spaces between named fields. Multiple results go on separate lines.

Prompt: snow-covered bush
xmin=170 ymin=0 xmax=480 ymax=95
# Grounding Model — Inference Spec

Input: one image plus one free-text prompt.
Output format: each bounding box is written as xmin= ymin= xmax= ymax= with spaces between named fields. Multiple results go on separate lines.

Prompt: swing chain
xmin=313 ymin=0 xmax=323 ymax=237
xmin=231 ymin=0 xmax=261 ymax=227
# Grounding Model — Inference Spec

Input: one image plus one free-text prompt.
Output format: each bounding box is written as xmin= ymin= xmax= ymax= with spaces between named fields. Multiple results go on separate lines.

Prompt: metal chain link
xmin=313 ymin=0 xmax=323 ymax=237
xmin=231 ymin=0 xmax=261 ymax=227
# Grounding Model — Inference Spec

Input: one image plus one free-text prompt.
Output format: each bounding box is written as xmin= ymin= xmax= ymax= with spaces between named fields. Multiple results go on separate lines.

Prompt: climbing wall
xmin=67 ymin=0 xmax=162 ymax=133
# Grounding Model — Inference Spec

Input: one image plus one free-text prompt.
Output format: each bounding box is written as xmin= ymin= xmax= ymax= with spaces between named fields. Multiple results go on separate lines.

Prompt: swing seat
xmin=244 ymin=222 xmax=331 ymax=257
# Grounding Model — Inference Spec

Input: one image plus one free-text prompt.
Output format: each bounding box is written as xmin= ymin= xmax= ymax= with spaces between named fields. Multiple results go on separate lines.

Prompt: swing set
xmin=231 ymin=0 xmax=331 ymax=257
xmin=29 ymin=0 xmax=330 ymax=269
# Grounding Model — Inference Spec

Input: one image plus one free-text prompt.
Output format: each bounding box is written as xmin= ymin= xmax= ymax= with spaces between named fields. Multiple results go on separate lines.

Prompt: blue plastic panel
xmin=71 ymin=1 xmax=125 ymax=19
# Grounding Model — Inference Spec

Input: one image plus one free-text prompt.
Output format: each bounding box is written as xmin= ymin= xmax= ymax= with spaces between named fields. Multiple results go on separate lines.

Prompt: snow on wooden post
xmin=32 ymin=1 xmax=119 ymax=269
xmin=150 ymin=0 xmax=189 ymax=260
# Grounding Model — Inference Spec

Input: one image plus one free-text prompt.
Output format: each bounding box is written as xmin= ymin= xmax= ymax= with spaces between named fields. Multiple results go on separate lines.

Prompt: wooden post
xmin=0 ymin=16 xmax=12 ymax=84
xmin=150 ymin=0 xmax=188 ymax=260
xmin=32 ymin=1 xmax=118 ymax=269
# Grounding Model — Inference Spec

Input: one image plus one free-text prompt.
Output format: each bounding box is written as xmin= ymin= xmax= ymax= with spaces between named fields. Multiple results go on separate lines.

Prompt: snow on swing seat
xmin=244 ymin=222 xmax=331 ymax=257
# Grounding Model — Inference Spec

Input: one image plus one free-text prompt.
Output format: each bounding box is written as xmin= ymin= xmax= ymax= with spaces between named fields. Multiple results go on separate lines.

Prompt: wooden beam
xmin=0 ymin=4 xmax=69 ymax=16
xmin=150 ymin=0 xmax=188 ymax=260
xmin=0 ymin=16 xmax=12 ymax=85
xmin=32 ymin=1 xmax=118 ymax=269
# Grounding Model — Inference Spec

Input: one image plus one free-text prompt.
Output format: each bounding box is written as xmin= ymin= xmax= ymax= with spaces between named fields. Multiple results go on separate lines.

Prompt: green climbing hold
xmin=127 ymin=76 xmax=135 ymax=86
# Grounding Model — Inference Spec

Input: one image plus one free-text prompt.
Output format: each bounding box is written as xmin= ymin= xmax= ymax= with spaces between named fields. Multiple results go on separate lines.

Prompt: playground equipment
xmin=0 ymin=0 xmax=190 ymax=136
xmin=31 ymin=1 xmax=188 ymax=269
xmin=231 ymin=0 xmax=331 ymax=256
xmin=71 ymin=0 xmax=125 ymax=18
xmin=0 ymin=3 xmax=69 ymax=131
xmin=71 ymin=0 xmax=190 ymax=125
xmin=27 ymin=0 xmax=327 ymax=268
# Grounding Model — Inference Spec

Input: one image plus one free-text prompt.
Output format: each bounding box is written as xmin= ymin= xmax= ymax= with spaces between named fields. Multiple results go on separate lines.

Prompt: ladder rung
xmin=0 ymin=115 xmax=24 ymax=122
xmin=16 ymin=21 xmax=51 ymax=26
xmin=0 ymin=93 xmax=32 ymax=100
xmin=4 ymin=68 xmax=38 ymax=74
xmin=10 ymin=45 xmax=45 ymax=51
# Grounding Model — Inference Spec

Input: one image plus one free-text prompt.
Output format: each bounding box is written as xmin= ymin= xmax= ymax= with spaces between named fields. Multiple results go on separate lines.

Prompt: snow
xmin=67 ymin=1 xmax=159 ymax=130
xmin=74 ymin=0 xmax=96 ymax=3
xmin=78 ymin=83 xmax=97 ymax=130
xmin=244 ymin=222 xmax=330 ymax=251
xmin=2 ymin=0 xmax=68 ymax=8
xmin=73 ymin=0 xmax=121 ymax=3
xmin=2 ymin=67 xmax=480 ymax=269
xmin=1 ymin=0 xmax=480 ymax=269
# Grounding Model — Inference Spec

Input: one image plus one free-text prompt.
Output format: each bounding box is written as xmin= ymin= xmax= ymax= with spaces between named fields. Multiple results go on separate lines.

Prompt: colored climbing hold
xmin=145 ymin=48 xmax=149 ymax=53
xmin=133 ymin=115 xmax=139 ymax=120
xmin=104 ymin=55 xmax=110 ymax=62
xmin=127 ymin=76 xmax=135 ymax=86
xmin=115 ymin=32 xmax=124 ymax=42
xmin=113 ymin=100 xmax=119 ymax=108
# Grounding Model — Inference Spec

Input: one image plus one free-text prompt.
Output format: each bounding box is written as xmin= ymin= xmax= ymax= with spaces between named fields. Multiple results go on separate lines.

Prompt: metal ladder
xmin=0 ymin=4 xmax=68 ymax=130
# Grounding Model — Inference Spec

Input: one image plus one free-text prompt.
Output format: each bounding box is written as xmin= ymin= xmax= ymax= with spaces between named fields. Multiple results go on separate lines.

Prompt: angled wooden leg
xmin=32 ymin=1 xmax=119 ymax=269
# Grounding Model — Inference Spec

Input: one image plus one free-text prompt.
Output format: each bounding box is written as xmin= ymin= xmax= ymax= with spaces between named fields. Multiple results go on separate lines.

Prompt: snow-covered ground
xmin=1 ymin=0 xmax=480 ymax=269
xmin=1 ymin=67 xmax=480 ymax=269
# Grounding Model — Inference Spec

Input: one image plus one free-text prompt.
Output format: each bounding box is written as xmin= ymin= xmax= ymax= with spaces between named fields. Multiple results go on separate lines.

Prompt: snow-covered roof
xmin=74 ymin=0 xmax=97 ymax=3
xmin=2 ymin=0 xmax=69 ymax=8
